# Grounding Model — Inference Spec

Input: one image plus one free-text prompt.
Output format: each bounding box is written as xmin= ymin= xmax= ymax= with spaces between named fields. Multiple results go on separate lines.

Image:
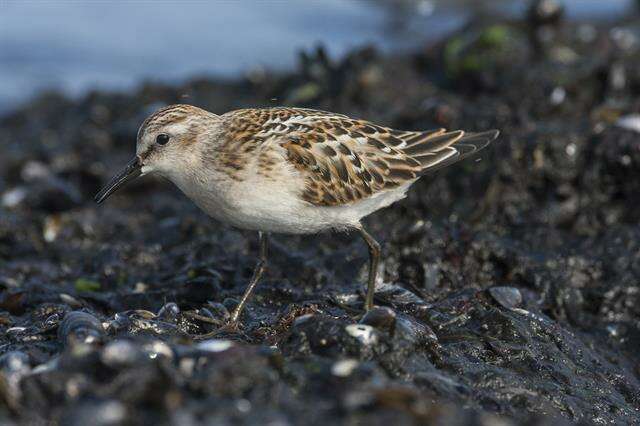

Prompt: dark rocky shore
xmin=2 ymin=9 xmax=640 ymax=426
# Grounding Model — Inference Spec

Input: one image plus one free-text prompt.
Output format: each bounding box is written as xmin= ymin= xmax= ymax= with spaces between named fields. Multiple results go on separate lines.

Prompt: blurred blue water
xmin=0 ymin=0 xmax=634 ymax=113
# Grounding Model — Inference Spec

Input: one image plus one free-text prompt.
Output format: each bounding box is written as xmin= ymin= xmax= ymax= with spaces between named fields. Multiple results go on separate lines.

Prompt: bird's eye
xmin=156 ymin=134 xmax=170 ymax=145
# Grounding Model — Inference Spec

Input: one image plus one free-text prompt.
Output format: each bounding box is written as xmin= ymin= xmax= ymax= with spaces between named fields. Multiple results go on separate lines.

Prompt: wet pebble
xmin=1 ymin=187 xmax=27 ymax=208
xmin=0 ymin=351 xmax=31 ymax=407
xmin=206 ymin=302 xmax=231 ymax=321
xmin=197 ymin=339 xmax=234 ymax=353
xmin=395 ymin=315 xmax=438 ymax=345
xmin=550 ymin=86 xmax=566 ymax=105
xmin=19 ymin=161 xmax=82 ymax=213
xmin=124 ymin=309 xmax=183 ymax=335
xmin=43 ymin=313 xmax=62 ymax=330
xmin=59 ymin=293 xmax=84 ymax=309
xmin=57 ymin=311 xmax=105 ymax=348
xmin=31 ymin=357 xmax=59 ymax=375
xmin=615 ymin=114 xmax=640 ymax=133
xmin=345 ymin=324 xmax=379 ymax=346
xmin=331 ymin=359 xmax=360 ymax=377
xmin=374 ymin=283 xmax=429 ymax=309
xmin=488 ymin=286 xmax=523 ymax=309
xmin=6 ymin=326 xmax=28 ymax=337
xmin=101 ymin=339 xmax=145 ymax=367
xmin=359 ymin=307 xmax=396 ymax=333
xmin=128 ymin=317 xmax=181 ymax=335
xmin=157 ymin=302 xmax=180 ymax=322
xmin=106 ymin=312 xmax=132 ymax=334
xmin=0 ymin=351 xmax=30 ymax=375
xmin=292 ymin=313 xmax=315 ymax=327
xmin=142 ymin=340 xmax=174 ymax=361
xmin=605 ymin=323 xmax=629 ymax=343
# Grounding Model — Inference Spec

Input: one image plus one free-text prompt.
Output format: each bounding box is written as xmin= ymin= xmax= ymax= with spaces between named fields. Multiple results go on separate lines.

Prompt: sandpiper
xmin=95 ymin=104 xmax=499 ymax=325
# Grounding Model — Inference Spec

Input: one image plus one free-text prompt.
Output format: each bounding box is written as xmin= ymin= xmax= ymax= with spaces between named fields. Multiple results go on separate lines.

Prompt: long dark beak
xmin=94 ymin=157 xmax=142 ymax=204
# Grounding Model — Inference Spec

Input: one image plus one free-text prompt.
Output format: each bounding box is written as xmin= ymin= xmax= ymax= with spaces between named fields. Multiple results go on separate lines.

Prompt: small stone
xmin=59 ymin=293 xmax=84 ymax=308
xmin=375 ymin=283 xmax=429 ymax=308
xmin=293 ymin=314 xmax=315 ymax=327
xmin=42 ymin=313 xmax=62 ymax=331
xmin=142 ymin=340 xmax=174 ymax=360
xmin=31 ymin=358 xmax=59 ymax=375
xmin=345 ymin=324 xmax=378 ymax=346
xmin=331 ymin=359 xmax=359 ymax=377
xmin=1 ymin=187 xmax=27 ymax=208
xmin=157 ymin=302 xmax=180 ymax=322
xmin=57 ymin=311 xmax=105 ymax=348
xmin=43 ymin=215 xmax=63 ymax=242
xmin=550 ymin=87 xmax=566 ymax=105
xmin=359 ymin=307 xmax=396 ymax=333
xmin=197 ymin=339 xmax=234 ymax=353
xmin=0 ymin=351 xmax=30 ymax=375
xmin=107 ymin=312 xmax=131 ymax=334
xmin=616 ymin=114 xmax=640 ymax=133
xmin=0 ymin=351 xmax=31 ymax=406
xmin=101 ymin=340 xmax=144 ymax=367
xmin=133 ymin=282 xmax=148 ymax=293
xmin=488 ymin=286 xmax=523 ymax=309
xmin=395 ymin=315 xmax=438 ymax=345
xmin=6 ymin=327 xmax=27 ymax=336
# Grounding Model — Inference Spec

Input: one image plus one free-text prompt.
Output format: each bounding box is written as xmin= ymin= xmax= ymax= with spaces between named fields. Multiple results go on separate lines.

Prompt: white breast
xmin=166 ymin=147 xmax=415 ymax=234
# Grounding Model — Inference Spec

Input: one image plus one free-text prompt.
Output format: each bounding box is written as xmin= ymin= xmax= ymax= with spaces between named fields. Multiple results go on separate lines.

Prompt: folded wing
xmin=225 ymin=108 xmax=499 ymax=207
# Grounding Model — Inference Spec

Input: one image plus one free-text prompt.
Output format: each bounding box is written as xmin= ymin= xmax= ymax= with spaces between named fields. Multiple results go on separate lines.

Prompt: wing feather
xmin=221 ymin=108 xmax=499 ymax=207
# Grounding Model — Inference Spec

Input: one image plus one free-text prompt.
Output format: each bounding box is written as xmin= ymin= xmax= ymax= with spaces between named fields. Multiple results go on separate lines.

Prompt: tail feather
xmin=403 ymin=130 xmax=464 ymax=155
xmin=401 ymin=129 xmax=499 ymax=174
xmin=401 ymin=128 xmax=446 ymax=146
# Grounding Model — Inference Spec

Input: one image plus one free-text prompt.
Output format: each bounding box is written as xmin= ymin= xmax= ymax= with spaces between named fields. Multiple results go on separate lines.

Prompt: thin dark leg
xmin=230 ymin=232 xmax=268 ymax=323
xmin=358 ymin=226 xmax=381 ymax=311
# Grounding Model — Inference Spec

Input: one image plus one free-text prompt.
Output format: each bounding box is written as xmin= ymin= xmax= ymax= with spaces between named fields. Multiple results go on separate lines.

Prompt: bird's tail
xmin=400 ymin=129 xmax=500 ymax=174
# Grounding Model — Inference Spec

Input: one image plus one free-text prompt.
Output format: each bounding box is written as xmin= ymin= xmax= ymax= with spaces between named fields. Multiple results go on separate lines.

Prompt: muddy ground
xmin=1 ymin=9 xmax=640 ymax=426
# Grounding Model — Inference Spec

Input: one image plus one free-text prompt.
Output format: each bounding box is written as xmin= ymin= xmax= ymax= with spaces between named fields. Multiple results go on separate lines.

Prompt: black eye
xmin=156 ymin=134 xmax=170 ymax=145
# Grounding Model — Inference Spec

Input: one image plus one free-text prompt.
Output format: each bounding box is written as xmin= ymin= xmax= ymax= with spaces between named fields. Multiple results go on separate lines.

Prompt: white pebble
xmin=1 ymin=187 xmax=26 ymax=208
xmin=331 ymin=359 xmax=359 ymax=377
xmin=345 ymin=324 xmax=378 ymax=345
xmin=197 ymin=339 xmax=234 ymax=353
xmin=616 ymin=114 xmax=640 ymax=133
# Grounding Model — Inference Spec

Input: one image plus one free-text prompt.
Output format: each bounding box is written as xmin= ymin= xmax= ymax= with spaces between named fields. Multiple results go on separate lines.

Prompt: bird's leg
xmin=230 ymin=231 xmax=268 ymax=324
xmin=358 ymin=226 xmax=381 ymax=311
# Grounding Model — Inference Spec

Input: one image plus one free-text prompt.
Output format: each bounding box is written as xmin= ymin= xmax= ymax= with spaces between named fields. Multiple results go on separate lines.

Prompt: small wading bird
xmin=95 ymin=105 xmax=499 ymax=327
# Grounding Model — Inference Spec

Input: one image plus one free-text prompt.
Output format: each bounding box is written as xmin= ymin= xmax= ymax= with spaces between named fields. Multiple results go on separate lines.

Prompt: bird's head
xmin=95 ymin=104 xmax=219 ymax=203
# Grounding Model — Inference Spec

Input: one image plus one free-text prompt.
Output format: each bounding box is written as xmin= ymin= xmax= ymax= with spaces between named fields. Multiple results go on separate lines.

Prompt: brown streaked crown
xmin=137 ymin=104 xmax=210 ymax=141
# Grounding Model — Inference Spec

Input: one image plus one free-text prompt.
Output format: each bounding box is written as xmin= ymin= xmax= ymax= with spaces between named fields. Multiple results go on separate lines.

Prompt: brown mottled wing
xmin=223 ymin=108 xmax=499 ymax=207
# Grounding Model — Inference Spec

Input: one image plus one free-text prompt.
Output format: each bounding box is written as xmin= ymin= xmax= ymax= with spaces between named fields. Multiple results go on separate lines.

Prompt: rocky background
xmin=1 ymin=2 xmax=640 ymax=425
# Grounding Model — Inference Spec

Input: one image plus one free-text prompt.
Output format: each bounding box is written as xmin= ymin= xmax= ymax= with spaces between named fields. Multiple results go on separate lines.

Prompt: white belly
xmin=167 ymin=156 xmax=415 ymax=234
